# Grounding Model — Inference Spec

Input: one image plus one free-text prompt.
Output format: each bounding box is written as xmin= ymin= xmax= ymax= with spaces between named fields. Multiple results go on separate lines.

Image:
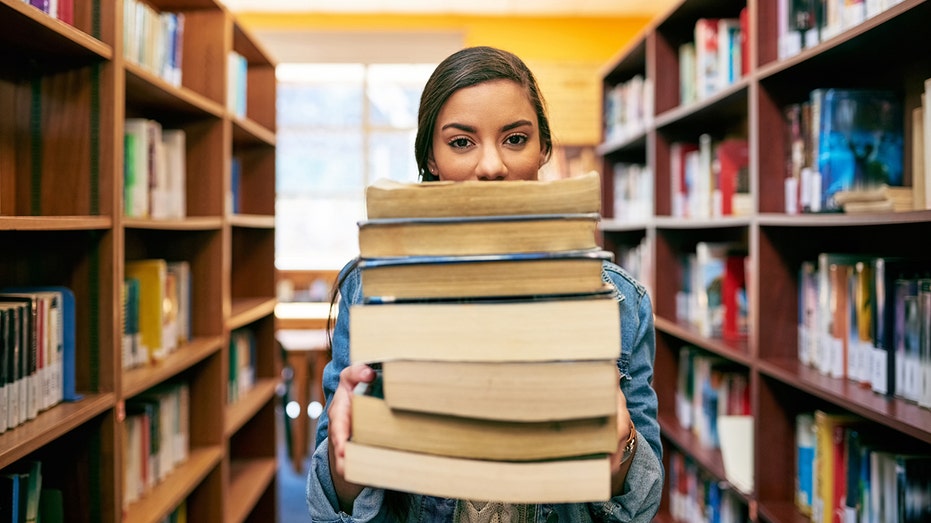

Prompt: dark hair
xmin=415 ymin=46 xmax=554 ymax=182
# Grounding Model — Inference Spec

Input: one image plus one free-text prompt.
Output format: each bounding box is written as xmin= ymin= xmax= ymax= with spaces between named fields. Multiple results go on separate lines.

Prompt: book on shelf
xmin=124 ymin=119 xmax=187 ymax=219
xmin=2 ymin=286 xmax=79 ymax=409
xmin=798 ymin=260 xmax=819 ymax=368
xmin=869 ymin=257 xmax=929 ymax=397
xmin=134 ymin=382 xmax=191 ymax=483
xmin=690 ymin=241 xmax=737 ymax=338
xmin=917 ymin=279 xmax=931 ymax=409
xmin=812 ymin=253 xmax=875 ymax=379
xmin=123 ymin=0 xmax=185 ymax=86
xmin=351 ymin=380 xmax=618 ymax=461
xmin=228 ymin=51 xmax=248 ymax=118
xmin=349 ymin=290 xmax=620 ymax=365
xmin=845 ymin=260 xmax=874 ymax=387
xmin=833 ymin=184 xmax=913 ymax=214
xmin=38 ymin=488 xmax=64 ymax=523
xmin=166 ymin=261 xmax=191 ymax=346
xmin=377 ymin=359 xmax=618 ymax=422
xmin=228 ymin=327 xmax=257 ymax=403
xmin=809 ymin=88 xmax=904 ymax=213
xmin=358 ymin=249 xmax=613 ymax=301
xmin=911 ymin=104 xmax=926 ymax=211
xmin=693 ymin=18 xmax=721 ymax=100
xmin=811 ymin=410 xmax=866 ymax=523
xmin=125 ymin=259 xmax=174 ymax=365
xmin=715 ymin=137 xmax=751 ymax=216
xmin=0 ymin=472 xmax=23 ymax=523
xmin=363 ymin=170 xmax=601 ymax=219
xmin=795 ymin=412 xmax=815 ymax=517
xmin=670 ymin=141 xmax=700 ymax=218
xmin=678 ymin=42 xmax=697 ymax=106
xmin=122 ymin=277 xmax=143 ymax=370
xmin=612 ymin=163 xmax=653 ymax=222
xmin=0 ymin=302 xmax=27 ymax=431
xmin=357 ymin=213 xmax=600 ymax=258
xmin=8 ymin=460 xmax=42 ymax=523
xmin=722 ymin=250 xmax=748 ymax=341
xmin=923 ymin=79 xmax=931 ymax=210
xmin=123 ymin=118 xmax=158 ymax=218
xmin=0 ymin=304 xmax=9 ymax=433
xmin=343 ymin=441 xmax=611 ymax=504
xmin=0 ymin=293 xmax=40 ymax=423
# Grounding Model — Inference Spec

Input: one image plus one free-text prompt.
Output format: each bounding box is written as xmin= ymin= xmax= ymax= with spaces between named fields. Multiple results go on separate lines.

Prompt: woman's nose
xmin=476 ymin=146 xmax=507 ymax=181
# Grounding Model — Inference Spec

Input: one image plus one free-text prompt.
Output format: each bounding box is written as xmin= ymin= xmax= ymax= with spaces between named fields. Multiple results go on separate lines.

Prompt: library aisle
xmin=276 ymin=404 xmax=311 ymax=520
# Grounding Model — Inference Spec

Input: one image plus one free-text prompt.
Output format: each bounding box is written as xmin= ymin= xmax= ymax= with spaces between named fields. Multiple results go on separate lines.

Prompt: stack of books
xmin=344 ymin=172 xmax=622 ymax=503
xmin=833 ymin=184 xmax=914 ymax=214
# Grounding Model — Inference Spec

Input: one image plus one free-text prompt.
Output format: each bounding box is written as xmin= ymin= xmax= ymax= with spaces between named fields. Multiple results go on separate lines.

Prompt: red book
xmin=58 ymin=0 xmax=74 ymax=25
xmin=722 ymin=251 xmax=747 ymax=341
xmin=716 ymin=138 xmax=749 ymax=216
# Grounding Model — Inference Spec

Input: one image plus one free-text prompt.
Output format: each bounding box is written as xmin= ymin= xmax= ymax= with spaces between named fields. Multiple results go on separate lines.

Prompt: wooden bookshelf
xmin=598 ymin=1 xmax=931 ymax=521
xmin=0 ymin=0 xmax=278 ymax=521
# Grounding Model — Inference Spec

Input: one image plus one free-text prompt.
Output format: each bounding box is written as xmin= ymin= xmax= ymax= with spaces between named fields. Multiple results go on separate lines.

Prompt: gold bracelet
xmin=619 ymin=421 xmax=637 ymax=464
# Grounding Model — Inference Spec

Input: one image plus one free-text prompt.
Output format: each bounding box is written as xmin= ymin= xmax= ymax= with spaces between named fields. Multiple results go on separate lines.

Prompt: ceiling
xmin=220 ymin=0 xmax=679 ymax=17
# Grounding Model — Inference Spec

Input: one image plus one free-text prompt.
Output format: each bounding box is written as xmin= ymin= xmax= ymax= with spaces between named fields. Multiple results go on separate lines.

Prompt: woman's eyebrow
xmin=501 ymin=119 xmax=533 ymax=132
xmin=440 ymin=122 xmax=476 ymax=133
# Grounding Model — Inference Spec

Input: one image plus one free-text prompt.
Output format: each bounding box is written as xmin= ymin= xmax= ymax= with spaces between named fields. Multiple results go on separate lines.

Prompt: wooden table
xmin=275 ymin=302 xmax=335 ymax=473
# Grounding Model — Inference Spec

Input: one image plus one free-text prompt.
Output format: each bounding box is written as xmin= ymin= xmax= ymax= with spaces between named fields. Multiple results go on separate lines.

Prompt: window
xmin=275 ymin=63 xmax=436 ymax=270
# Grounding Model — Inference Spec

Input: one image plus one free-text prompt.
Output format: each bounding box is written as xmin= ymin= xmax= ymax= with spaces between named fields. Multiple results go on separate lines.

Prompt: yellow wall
xmin=236 ymin=13 xmax=652 ymax=145
xmin=236 ymin=13 xmax=649 ymax=63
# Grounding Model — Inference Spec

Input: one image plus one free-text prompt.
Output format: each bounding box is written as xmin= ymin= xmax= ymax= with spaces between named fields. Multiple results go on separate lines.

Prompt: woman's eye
xmin=505 ymin=134 xmax=528 ymax=146
xmin=449 ymin=138 xmax=471 ymax=149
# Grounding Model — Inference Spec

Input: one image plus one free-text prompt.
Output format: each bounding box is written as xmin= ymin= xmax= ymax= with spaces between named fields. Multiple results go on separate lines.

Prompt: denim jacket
xmin=307 ymin=259 xmax=664 ymax=522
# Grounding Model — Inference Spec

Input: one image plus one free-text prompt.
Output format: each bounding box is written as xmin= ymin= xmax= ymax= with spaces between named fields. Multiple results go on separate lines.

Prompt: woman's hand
xmin=327 ymin=363 xmax=377 ymax=512
xmin=610 ymin=380 xmax=636 ymax=496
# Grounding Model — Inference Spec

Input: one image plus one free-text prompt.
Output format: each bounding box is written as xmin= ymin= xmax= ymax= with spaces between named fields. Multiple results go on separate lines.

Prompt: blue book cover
xmin=812 ymin=88 xmax=903 ymax=212
xmin=1 ymin=473 xmax=21 ymax=523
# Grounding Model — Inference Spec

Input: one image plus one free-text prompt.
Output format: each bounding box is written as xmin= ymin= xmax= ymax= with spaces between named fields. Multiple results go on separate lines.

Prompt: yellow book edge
xmin=344 ymin=441 xmax=611 ymax=503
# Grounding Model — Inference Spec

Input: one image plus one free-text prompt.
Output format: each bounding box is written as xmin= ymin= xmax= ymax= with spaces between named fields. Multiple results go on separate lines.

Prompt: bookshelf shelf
xmin=229 ymin=214 xmax=276 ymax=228
xmin=122 ymin=337 xmax=223 ymax=398
xmin=600 ymin=0 xmax=931 ymax=520
xmin=227 ymin=457 xmax=277 ymax=523
xmin=229 ymin=297 xmax=278 ymax=330
xmin=0 ymin=0 xmax=278 ymax=520
xmin=225 ymin=379 xmax=277 ymax=437
xmin=0 ymin=216 xmax=112 ymax=230
xmin=122 ymin=217 xmax=225 ymax=231
xmin=0 ymin=393 xmax=115 ymax=465
xmin=232 ymin=117 xmax=276 ymax=146
xmin=122 ymin=446 xmax=224 ymax=523
xmin=0 ymin=2 xmax=110 ymax=61
xmin=124 ymin=66 xmax=226 ymax=118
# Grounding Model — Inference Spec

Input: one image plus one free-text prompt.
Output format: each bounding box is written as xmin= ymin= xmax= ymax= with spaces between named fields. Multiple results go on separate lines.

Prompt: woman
xmin=308 ymin=46 xmax=663 ymax=522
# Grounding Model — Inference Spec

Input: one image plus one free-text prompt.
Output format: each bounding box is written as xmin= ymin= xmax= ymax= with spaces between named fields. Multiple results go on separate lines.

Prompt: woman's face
xmin=428 ymin=79 xmax=545 ymax=182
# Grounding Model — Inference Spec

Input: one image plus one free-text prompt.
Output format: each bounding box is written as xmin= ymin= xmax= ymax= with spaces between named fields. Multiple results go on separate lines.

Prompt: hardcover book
xmin=343 ymin=441 xmax=611 ymax=503
xmin=349 ymin=291 xmax=620 ymax=364
xmin=357 ymin=213 xmax=600 ymax=258
xmin=351 ymin=382 xmax=617 ymax=461
xmin=378 ymin=359 xmax=618 ymax=422
xmin=364 ymin=171 xmax=601 ymax=219
xmin=125 ymin=259 xmax=169 ymax=365
xmin=358 ymin=249 xmax=613 ymax=301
